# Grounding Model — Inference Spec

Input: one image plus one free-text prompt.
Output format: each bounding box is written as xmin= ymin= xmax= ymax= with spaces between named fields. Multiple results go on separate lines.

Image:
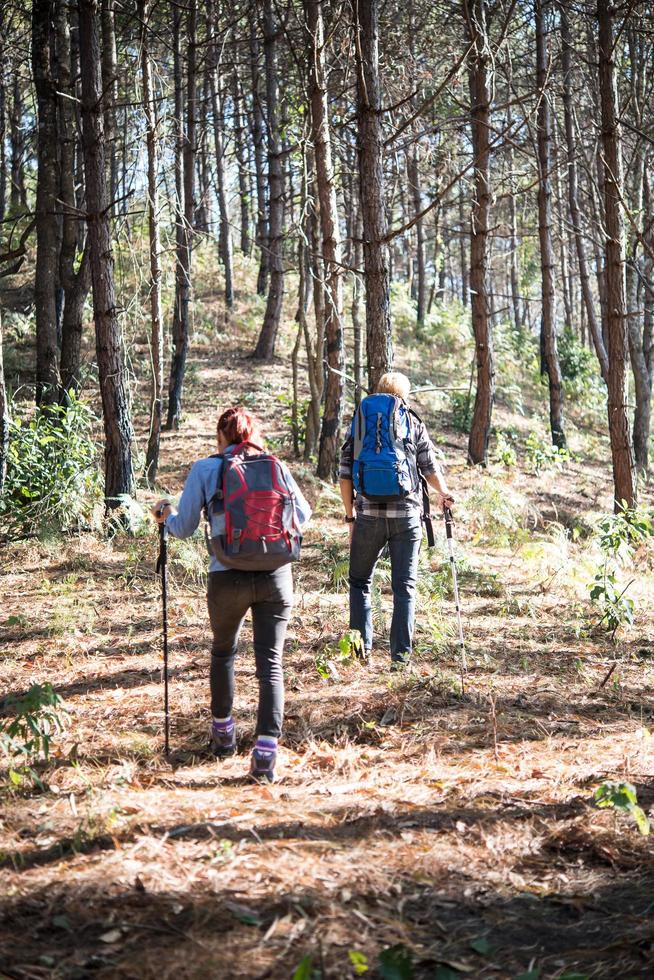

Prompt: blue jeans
xmin=348 ymin=513 xmax=422 ymax=661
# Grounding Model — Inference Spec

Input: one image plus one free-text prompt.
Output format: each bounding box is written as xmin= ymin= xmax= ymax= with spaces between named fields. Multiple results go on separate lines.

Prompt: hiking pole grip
xmin=157 ymin=521 xmax=170 ymax=758
xmin=444 ymin=506 xmax=454 ymax=539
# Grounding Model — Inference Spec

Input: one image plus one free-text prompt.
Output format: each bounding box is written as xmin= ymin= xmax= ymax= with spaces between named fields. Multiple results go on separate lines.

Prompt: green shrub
xmin=1 ymin=683 xmax=69 ymax=784
xmin=494 ymin=431 xmax=517 ymax=467
xmin=524 ymin=431 xmax=569 ymax=475
xmin=0 ymin=394 xmax=102 ymax=539
xmin=594 ymin=780 xmax=650 ymax=835
xmin=464 ymin=477 xmax=526 ymax=548
xmin=449 ymin=390 xmax=472 ymax=434
xmin=558 ymin=326 xmax=600 ymax=398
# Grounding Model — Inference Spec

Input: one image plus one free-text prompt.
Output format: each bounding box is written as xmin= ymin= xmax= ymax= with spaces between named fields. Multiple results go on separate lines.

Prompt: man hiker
xmin=339 ymin=372 xmax=454 ymax=670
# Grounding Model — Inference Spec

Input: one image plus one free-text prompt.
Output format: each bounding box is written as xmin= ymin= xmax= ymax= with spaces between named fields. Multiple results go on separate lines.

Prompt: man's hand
xmin=152 ymin=500 xmax=174 ymax=524
xmin=436 ymin=492 xmax=455 ymax=514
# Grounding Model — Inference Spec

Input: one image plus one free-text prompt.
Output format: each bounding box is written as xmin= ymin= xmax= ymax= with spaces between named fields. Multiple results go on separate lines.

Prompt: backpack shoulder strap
xmin=352 ymin=403 xmax=366 ymax=459
xmin=406 ymin=409 xmax=436 ymax=547
xmin=204 ymin=453 xmax=225 ymax=521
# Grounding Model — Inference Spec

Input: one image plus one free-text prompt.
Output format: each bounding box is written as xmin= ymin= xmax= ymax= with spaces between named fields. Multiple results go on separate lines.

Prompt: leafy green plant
xmin=315 ymin=629 xmax=365 ymax=680
xmin=291 ymin=954 xmax=320 ymax=980
xmin=587 ymin=504 xmax=653 ymax=636
xmin=1 ymin=683 xmax=69 ymax=786
xmin=558 ymin=326 xmax=601 ymax=399
xmin=494 ymin=431 xmax=517 ymax=468
xmin=348 ymin=950 xmax=369 ymax=975
xmin=464 ymin=478 xmax=526 ymax=548
xmin=449 ymin=390 xmax=472 ymax=434
xmin=594 ymin=780 xmax=650 ymax=836
xmin=595 ymin=503 xmax=654 ymax=564
xmin=0 ymin=394 xmax=102 ymax=539
xmin=589 ymin=571 xmax=635 ymax=636
xmin=377 ymin=944 xmax=413 ymax=980
xmin=524 ymin=431 xmax=569 ymax=475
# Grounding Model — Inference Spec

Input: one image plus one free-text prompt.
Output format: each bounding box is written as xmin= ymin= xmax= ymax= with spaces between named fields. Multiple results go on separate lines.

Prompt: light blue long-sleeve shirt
xmin=166 ymin=447 xmax=312 ymax=572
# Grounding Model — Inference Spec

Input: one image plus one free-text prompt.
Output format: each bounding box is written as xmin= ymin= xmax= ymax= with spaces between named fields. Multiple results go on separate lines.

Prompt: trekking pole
xmin=156 ymin=519 xmax=170 ymax=757
xmin=443 ymin=506 xmax=467 ymax=693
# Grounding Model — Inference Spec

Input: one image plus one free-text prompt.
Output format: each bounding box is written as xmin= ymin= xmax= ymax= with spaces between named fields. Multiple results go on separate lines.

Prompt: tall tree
xmin=535 ymin=0 xmax=565 ymax=448
xmin=166 ymin=0 xmax=197 ymax=429
xmin=464 ymin=0 xmax=494 ymax=466
xmin=559 ymin=3 xmax=608 ymax=382
xmin=353 ymin=0 xmax=392 ymax=390
xmin=208 ymin=1 xmax=234 ymax=311
xmin=57 ymin=1 xmax=91 ymax=395
xmin=597 ymin=0 xmax=636 ymax=508
xmin=101 ymin=0 xmax=118 ymax=212
xmin=139 ymin=0 xmax=164 ymax=483
xmin=78 ymin=0 xmax=133 ymax=506
xmin=232 ymin=71 xmax=251 ymax=257
xmin=32 ymin=0 xmax=61 ymax=403
xmin=253 ymin=0 xmax=285 ymax=360
xmin=307 ymin=0 xmax=345 ymax=479
xmin=250 ymin=8 xmax=269 ymax=296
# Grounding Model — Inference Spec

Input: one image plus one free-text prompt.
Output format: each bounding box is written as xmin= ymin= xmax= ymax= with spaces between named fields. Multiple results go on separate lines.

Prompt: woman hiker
xmin=153 ymin=406 xmax=311 ymax=782
xmin=339 ymin=371 xmax=455 ymax=670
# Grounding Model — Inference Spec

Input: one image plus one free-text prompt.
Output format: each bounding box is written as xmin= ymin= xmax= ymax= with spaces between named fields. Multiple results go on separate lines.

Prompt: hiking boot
xmin=390 ymin=653 xmax=411 ymax=673
xmin=249 ymin=737 xmax=277 ymax=783
xmin=210 ymin=718 xmax=236 ymax=758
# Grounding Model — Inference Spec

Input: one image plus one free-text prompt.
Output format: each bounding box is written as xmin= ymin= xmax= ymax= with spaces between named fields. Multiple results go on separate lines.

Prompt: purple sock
xmin=254 ymin=736 xmax=277 ymax=756
xmin=212 ymin=717 xmax=234 ymax=735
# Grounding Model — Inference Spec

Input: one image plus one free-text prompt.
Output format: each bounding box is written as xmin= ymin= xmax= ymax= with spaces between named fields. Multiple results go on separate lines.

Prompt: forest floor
xmin=2 ymin=268 xmax=654 ymax=979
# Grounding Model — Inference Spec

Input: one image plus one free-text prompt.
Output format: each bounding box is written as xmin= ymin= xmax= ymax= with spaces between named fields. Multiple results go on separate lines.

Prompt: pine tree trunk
xmin=458 ymin=180 xmax=468 ymax=307
xmin=78 ymin=0 xmax=133 ymax=506
xmin=560 ymin=4 xmax=608 ymax=381
xmin=140 ymin=0 xmax=164 ymax=483
xmin=535 ymin=0 xmax=565 ymax=448
xmin=465 ymin=0 xmax=494 ymax=466
xmin=253 ymin=0 xmax=284 ymax=360
xmin=0 ymin=13 xmax=5 ymax=225
xmin=101 ymin=0 xmax=118 ymax=213
xmin=207 ymin=8 xmax=234 ymax=311
xmin=353 ymin=0 xmax=392 ymax=391
xmin=166 ymin=0 xmax=196 ymax=429
xmin=232 ymin=71 xmax=251 ymax=256
xmin=408 ymin=145 xmax=426 ymax=330
xmin=307 ymin=0 xmax=344 ymax=480
xmin=250 ymin=7 xmax=269 ymax=295
xmin=10 ymin=75 xmax=26 ymax=209
xmin=0 ymin=308 xmax=8 ymax=492
xmin=597 ymin=0 xmax=636 ymax=508
xmin=32 ymin=0 xmax=61 ymax=403
xmin=57 ymin=1 xmax=91 ymax=395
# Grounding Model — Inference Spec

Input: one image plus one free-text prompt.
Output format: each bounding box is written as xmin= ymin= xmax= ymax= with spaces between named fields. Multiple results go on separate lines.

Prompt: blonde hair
xmin=376 ymin=371 xmax=411 ymax=401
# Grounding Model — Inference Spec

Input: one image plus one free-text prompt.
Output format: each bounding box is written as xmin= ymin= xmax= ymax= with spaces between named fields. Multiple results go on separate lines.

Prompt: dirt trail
xmin=1 ymin=325 xmax=654 ymax=979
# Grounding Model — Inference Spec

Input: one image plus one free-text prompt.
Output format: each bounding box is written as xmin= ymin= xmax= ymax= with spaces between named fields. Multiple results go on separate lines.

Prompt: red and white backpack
xmin=204 ymin=442 xmax=302 ymax=571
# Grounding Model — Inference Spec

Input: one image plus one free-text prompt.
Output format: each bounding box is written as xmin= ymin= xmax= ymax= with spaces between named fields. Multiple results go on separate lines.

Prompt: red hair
xmin=217 ymin=407 xmax=264 ymax=448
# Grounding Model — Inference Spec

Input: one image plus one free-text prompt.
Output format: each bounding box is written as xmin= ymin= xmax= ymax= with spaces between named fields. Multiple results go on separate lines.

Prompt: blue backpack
xmin=350 ymin=394 xmax=418 ymax=501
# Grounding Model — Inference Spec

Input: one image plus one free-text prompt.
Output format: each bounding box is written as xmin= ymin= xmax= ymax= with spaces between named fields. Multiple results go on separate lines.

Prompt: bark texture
xmin=465 ymin=0 xmax=494 ymax=466
xmin=353 ymin=0 xmax=392 ymax=391
xmin=140 ymin=0 xmax=164 ymax=483
xmin=307 ymin=0 xmax=344 ymax=480
xmin=253 ymin=0 xmax=284 ymax=360
xmin=32 ymin=0 xmax=61 ymax=402
xmin=166 ymin=0 xmax=196 ymax=429
xmin=79 ymin=0 xmax=133 ymax=506
xmin=597 ymin=0 xmax=636 ymax=508
xmin=535 ymin=0 xmax=565 ymax=448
